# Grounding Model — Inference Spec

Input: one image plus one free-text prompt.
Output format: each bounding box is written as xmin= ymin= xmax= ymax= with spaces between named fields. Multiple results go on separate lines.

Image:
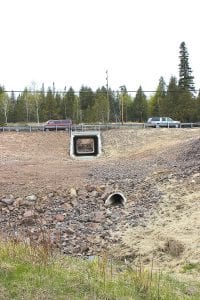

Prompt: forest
xmin=0 ymin=42 xmax=200 ymax=125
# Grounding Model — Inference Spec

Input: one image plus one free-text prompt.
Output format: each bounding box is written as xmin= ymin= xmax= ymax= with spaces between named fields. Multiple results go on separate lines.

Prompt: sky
xmin=1 ymin=0 xmax=200 ymax=95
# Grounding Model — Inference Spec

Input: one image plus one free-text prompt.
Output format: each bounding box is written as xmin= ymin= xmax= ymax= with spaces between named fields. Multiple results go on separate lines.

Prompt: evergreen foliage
xmin=91 ymin=86 xmax=110 ymax=123
xmin=195 ymin=91 xmax=200 ymax=121
xmin=178 ymin=41 xmax=195 ymax=91
xmin=149 ymin=77 xmax=166 ymax=116
xmin=132 ymin=86 xmax=148 ymax=122
xmin=0 ymin=42 xmax=200 ymax=124
xmin=164 ymin=76 xmax=180 ymax=119
xmin=79 ymin=86 xmax=95 ymax=122
xmin=177 ymin=42 xmax=196 ymax=121
xmin=108 ymin=88 xmax=120 ymax=123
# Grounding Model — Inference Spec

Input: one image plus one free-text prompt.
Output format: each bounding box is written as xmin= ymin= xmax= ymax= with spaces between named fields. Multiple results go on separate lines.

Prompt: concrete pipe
xmin=105 ymin=192 xmax=127 ymax=207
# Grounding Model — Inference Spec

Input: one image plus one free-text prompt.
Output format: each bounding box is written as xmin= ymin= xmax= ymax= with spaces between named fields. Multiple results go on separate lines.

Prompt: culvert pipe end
xmin=105 ymin=192 xmax=127 ymax=207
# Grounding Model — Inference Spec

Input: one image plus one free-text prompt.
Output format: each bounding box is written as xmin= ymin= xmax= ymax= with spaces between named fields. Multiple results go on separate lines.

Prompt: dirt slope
xmin=0 ymin=128 xmax=200 ymax=275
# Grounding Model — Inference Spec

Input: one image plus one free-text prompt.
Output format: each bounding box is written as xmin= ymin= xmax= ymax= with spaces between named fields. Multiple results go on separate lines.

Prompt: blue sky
xmin=0 ymin=0 xmax=199 ymax=94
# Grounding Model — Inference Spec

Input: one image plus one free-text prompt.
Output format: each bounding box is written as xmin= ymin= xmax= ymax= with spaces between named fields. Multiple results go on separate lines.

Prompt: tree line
xmin=0 ymin=42 xmax=200 ymax=125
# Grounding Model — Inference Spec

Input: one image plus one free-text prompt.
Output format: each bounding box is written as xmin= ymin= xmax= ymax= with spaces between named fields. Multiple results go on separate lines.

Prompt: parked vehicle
xmin=147 ymin=117 xmax=180 ymax=128
xmin=44 ymin=119 xmax=72 ymax=131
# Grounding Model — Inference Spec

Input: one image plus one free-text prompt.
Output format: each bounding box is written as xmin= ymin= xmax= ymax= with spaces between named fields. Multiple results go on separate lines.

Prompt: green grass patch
xmin=182 ymin=262 xmax=200 ymax=273
xmin=0 ymin=241 xmax=200 ymax=299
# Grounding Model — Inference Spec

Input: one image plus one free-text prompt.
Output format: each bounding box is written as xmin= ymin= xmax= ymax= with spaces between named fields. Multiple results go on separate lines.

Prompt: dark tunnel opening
xmin=105 ymin=192 xmax=126 ymax=207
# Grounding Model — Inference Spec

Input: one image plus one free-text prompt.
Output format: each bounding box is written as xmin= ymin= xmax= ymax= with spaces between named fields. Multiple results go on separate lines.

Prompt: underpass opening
xmin=70 ymin=131 xmax=101 ymax=159
xmin=105 ymin=192 xmax=127 ymax=207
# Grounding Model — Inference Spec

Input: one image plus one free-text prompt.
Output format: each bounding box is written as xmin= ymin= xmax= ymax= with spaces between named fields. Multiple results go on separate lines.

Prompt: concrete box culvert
xmin=105 ymin=192 xmax=127 ymax=207
xmin=70 ymin=131 xmax=101 ymax=159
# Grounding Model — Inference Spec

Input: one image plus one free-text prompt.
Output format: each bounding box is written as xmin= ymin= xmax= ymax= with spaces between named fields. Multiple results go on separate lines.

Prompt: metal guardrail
xmin=71 ymin=123 xmax=144 ymax=131
xmin=0 ymin=126 xmax=44 ymax=132
xmin=0 ymin=123 xmax=200 ymax=132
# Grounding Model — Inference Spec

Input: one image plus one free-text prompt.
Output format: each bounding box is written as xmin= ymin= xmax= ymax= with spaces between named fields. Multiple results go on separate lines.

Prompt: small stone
xmin=61 ymin=202 xmax=72 ymax=210
xmin=65 ymin=227 xmax=75 ymax=235
xmin=92 ymin=211 xmax=105 ymax=223
xmin=13 ymin=197 xmax=23 ymax=207
xmin=70 ymin=188 xmax=77 ymax=198
xmin=23 ymin=210 xmax=35 ymax=218
xmin=55 ymin=214 xmax=65 ymax=222
xmin=90 ymin=190 xmax=99 ymax=198
xmin=26 ymin=195 xmax=37 ymax=201
xmin=70 ymin=199 xmax=78 ymax=207
xmin=48 ymin=192 xmax=54 ymax=198
xmin=21 ymin=210 xmax=36 ymax=225
xmin=85 ymin=185 xmax=95 ymax=193
xmin=1 ymin=196 xmax=14 ymax=205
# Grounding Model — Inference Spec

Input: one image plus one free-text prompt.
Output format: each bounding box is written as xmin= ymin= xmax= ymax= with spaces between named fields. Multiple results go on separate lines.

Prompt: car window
xmin=151 ymin=117 xmax=160 ymax=121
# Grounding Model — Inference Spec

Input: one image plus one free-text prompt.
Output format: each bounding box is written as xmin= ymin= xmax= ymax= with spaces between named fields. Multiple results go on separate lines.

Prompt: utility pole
xmin=119 ymin=85 xmax=125 ymax=125
xmin=106 ymin=70 xmax=110 ymax=122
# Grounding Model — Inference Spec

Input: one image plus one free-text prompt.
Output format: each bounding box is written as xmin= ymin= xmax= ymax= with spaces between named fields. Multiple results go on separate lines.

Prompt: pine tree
xmin=15 ymin=94 xmax=27 ymax=122
xmin=66 ymin=87 xmax=76 ymax=121
xmin=107 ymin=88 xmax=120 ymax=122
xmin=38 ymin=83 xmax=46 ymax=122
xmin=132 ymin=86 xmax=148 ymax=122
xmin=164 ymin=76 xmax=180 ymax=118
xmin=178 ymin=42 xmax=195 ymax=91
xmin=195 ymin=91 xmax=200 ymax=121
xmin=91 ymin=87 xmax=110 ymax=123
xmin=149 ymin=77 xmax=166 ymax=116
xmin=79 ymin=86 xmax=95 ymax=122
xmin=46 ymin=87 xmax=58 ymax=120
xmin=9 ymin=91 xmax=16 ymax=122
xmin=177 ymin=42 xmax=195 ymax=121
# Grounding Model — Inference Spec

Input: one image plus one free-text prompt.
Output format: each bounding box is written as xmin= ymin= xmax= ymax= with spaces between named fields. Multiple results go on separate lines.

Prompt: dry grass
xmin=0 ymin=239 xmax=200 ymax=300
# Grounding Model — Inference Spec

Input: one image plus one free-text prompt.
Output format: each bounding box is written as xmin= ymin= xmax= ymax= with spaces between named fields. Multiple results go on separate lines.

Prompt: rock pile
xmin=0 ymin=179 xmax=162 ymax=257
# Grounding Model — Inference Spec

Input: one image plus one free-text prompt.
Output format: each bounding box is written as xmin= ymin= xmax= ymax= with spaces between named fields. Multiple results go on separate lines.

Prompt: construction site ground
xmin=0 ymin=128 xmax=200 ymax=280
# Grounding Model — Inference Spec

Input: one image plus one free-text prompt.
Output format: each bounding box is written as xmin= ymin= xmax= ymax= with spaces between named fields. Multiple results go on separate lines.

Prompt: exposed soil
xmin=0 ymin=128 xmax=200 ymax=276
xmin=0 ymin=132 xmax=89 ymax=196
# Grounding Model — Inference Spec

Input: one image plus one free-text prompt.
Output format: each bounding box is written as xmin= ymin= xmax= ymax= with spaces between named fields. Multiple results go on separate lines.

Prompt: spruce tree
xmin=149 ymin=77 xmax=166 ymax=116
xmin=91 ymin=87 xmax=110 ymax=123
xmin=79 ymin=86 xmax=95 ymax=122
xmin=107 ymin=88 xmax=120 ymax=123
xmin=66 ymin=87 xmax=76 ymax=121
xmin=195 ymin=91 xmax=200 ymax=121
xmin=178 ymin=41 xmax=195 ymax=91
xmin=132 ymin=86 xmax=148 ymax=122
xmin=164 ymin=76 xmax=180 ymax=119
xmin=177 ymin=42 xmax=195 ymax=121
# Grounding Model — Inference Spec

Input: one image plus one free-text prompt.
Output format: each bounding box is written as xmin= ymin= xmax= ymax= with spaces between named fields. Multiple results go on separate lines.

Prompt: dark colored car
xmin=44 ymin=119 xmax=72 ymax=131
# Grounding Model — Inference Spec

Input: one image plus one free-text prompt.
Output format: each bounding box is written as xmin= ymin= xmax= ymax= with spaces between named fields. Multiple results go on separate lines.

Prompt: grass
xmin=0 ymin=241 xmax=200 ymax=299
xmin=182 ymin=262 xmax=200 ymax=273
